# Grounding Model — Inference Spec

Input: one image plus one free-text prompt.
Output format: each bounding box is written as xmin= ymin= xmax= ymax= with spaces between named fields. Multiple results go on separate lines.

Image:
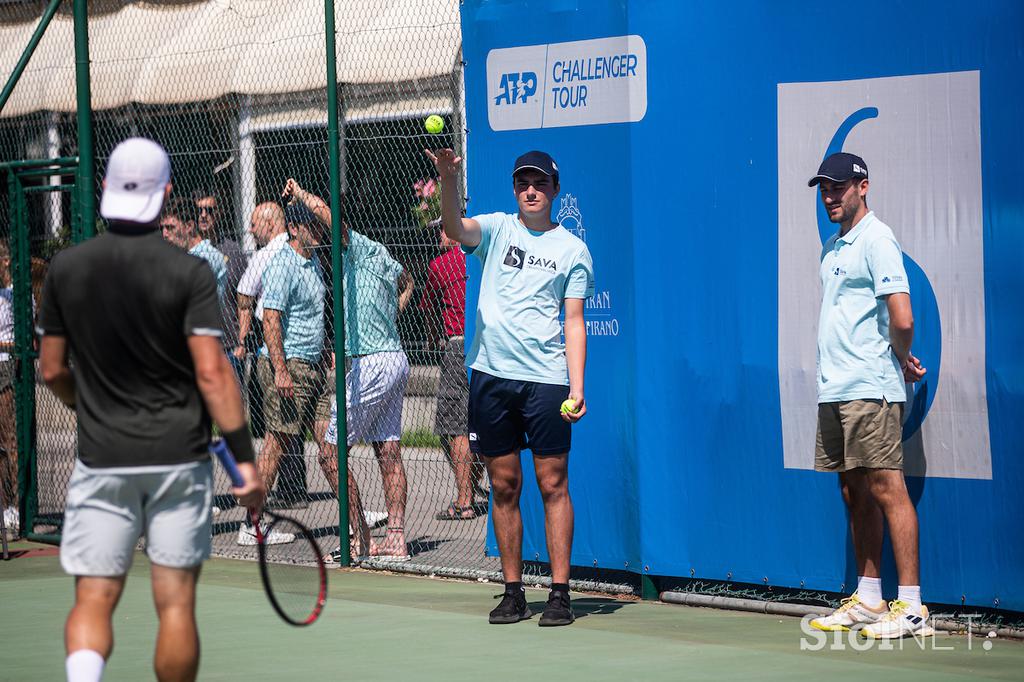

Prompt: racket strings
xmin=259 ymin=516 xmax=327 ymax=625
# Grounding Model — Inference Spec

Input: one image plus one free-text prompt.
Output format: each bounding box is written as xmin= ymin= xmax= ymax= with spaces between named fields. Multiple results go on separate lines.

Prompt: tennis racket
xmin=211 ymin=439 xmax=327 ymax=626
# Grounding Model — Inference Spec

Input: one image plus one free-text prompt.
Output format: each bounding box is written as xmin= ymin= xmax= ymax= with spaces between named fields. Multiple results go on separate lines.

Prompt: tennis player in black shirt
xmin=37 ymin=138 xmax=264 ymax=682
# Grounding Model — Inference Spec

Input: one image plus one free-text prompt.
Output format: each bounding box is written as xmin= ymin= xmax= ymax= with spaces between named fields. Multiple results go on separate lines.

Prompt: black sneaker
xmin=265 ymin=494 xmax=310 ymax=510
xmin=489 ymin=588 xmax=531 ymax=624
xmin=539 ymin=589 xmax=574 ymax=626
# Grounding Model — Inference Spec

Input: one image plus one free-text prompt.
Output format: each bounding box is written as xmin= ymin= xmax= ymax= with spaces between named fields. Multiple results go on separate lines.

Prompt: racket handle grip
xmin=211 ymin=439 xmax=246 ymax=488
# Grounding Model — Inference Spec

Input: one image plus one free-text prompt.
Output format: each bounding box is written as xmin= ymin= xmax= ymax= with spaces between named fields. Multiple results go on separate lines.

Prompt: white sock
xmin=66 ymin=649 xmax=105 ymax=682
xmin=856 ymin=576 xmax=883 ymax=605
xmin=897 ymin=585 xmax=922 ymax=611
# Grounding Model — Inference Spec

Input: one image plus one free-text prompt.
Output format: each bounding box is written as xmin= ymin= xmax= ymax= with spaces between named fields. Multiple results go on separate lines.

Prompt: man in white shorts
xmin=37 ymin=138 xmax=264 ymax=682
xmin=284 ymin=183 xmax=414 ymax=560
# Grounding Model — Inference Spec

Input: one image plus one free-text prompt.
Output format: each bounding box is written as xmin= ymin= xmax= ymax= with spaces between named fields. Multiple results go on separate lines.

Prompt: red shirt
xmin=420 ymin=246 xmax=466 ymax=337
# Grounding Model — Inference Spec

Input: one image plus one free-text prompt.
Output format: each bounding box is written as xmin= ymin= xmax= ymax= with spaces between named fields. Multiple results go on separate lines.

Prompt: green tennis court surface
xmin=2 ymin=543 xmax=1021 ymax=681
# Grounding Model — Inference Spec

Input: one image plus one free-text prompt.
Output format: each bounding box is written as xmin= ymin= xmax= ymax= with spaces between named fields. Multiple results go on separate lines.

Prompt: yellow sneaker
xmin=862 ymin=600 xmax=934 ymax=639
xmin=810 ymin=593 xmax=889 ymax=632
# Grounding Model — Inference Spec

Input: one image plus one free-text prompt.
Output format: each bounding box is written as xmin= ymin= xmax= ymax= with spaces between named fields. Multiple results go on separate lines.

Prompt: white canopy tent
xmin=0 ymin=0 xmax=461 ymax=117
xmin=1 ymin=0 xmax=463 ymax=240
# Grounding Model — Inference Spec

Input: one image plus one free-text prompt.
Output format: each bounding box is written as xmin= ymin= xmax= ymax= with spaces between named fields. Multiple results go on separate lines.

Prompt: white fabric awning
xmin=0 ymin=0 xmax=461 ymax=118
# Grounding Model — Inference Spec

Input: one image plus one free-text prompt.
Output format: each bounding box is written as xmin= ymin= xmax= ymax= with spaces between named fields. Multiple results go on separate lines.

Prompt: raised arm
xmin=424 ymin=149 xmax=481 ymax=248
xmin=282 ymin=178 xmax=349 ymax=246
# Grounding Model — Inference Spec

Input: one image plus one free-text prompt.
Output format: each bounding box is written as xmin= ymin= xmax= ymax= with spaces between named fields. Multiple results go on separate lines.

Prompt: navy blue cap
xmin=808 ymin=152 xmax=869 ymax=187
xmin=285 ymin=201 xmax=317 ymax=226
xmin=512 ymin=150 xmax=559 ymax=180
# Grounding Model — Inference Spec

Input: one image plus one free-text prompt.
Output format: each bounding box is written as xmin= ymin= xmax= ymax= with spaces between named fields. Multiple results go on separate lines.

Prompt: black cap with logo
xmin=512 ymin=150 xmax=559 ymax=181
xmin=807 ymin=152 xmax=869 ymax=187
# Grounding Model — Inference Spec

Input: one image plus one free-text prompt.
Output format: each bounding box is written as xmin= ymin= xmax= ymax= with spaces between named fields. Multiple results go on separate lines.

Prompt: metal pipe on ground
xmin=660 ymin=591 xmax=1024 ymax=640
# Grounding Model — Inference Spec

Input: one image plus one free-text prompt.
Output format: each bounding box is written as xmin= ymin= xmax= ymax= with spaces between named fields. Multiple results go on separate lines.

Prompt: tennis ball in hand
xmin=424 ymin=114 xmax=445 ymax=134
xmin=560 ymin=399 xmax=580 ymax=415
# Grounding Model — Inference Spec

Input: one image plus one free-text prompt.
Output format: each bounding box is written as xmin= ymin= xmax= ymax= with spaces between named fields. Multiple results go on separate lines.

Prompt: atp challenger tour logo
xmin=494 ymin=71 xmax=538 ymax=105
xmin=777 ymin=70 xmax=990 ymax=480
xmin=486 ymin=35 xmax=648 ymax=131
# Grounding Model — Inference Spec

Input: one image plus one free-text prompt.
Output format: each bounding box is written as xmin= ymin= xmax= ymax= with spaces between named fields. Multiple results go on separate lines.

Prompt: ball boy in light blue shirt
xmin=426 ymin=147 xmax=593 ymax=627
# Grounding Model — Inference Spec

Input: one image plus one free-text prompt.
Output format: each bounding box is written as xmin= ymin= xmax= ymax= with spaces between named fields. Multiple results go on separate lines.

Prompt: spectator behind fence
xmin=234 ymin=202 xmax=287 ymax=363
xmin=0 ymin=243 xmax=17 ymax=537
xmin=239 ymin=200 xmax=330 ymax=545
xmin=233 ymin=202 xmax=297 ymax=483
xmin=193 ymin=188 xmax=248 ymax=380
xmin=420 ymin=222 xmax=486 ymax=520
xmin=284 ymin=180 xmax=414 ymax=562
xmin=161 ymin=197 xmax=227 ymax=300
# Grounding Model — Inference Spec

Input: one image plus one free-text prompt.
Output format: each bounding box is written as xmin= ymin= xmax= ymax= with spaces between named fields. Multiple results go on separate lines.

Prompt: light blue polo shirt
xmin=464 ymin=212 xmax=594 ymax=385
xmin=343 ymin=230 xmax=404 ymax=357
xmin=189 ymin=239 xmax=226 ymax=300
xmin=260 ymin=244 xmax=326 ymax=362
xmin=817 ymin=211 xmax=910 ymax=403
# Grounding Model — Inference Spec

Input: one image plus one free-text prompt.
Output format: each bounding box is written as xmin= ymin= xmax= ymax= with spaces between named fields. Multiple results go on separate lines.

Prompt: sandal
xmin=435 ymin=503 xmax=480 ymax=521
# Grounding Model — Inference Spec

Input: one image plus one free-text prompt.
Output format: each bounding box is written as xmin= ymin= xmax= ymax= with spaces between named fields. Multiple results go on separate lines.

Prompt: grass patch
xmin=400 ymin=428 xmax=441 ymax=448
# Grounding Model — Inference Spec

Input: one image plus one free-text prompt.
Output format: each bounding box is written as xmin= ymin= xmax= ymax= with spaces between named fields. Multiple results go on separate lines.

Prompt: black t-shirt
xmin=38 ymin=229 xmax=224 ymax=468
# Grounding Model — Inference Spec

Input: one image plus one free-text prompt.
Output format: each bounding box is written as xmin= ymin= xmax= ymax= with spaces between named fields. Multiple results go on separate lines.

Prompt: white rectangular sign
xmin=486 ymin=35 xmax=648 ymax=131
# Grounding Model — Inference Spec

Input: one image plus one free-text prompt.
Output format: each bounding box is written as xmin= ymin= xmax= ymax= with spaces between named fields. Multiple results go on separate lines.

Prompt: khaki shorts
xmin=257 ymin=356 xmax=327 ymax=436
xmin=60 ymin=459 xmax=213 ymax=576
xmin=815 ymin=399 xmax=904 ymax=472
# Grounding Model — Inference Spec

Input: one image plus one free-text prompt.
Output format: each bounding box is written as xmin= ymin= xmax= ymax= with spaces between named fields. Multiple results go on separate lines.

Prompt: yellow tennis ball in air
xmin=560 ymin=399 xmax=579 ymax=415
xmin=425 ymin=114 xmax=445 ymax=134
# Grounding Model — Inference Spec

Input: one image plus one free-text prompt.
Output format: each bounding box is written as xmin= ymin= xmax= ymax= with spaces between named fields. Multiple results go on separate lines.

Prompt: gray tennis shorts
xmin=435 ymin=336 xmax=469 ymax=436
xmin=60 ymin=458 xmax=213 ymax=576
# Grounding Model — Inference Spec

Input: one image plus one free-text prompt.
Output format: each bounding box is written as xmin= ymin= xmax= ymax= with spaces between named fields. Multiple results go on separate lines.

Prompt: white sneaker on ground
xmin=3 ymin=507 xmax=19 ymax=534
xmin=236 ymin=522 xmax=296 ymax=546
xmin=862 ymin=600 xmax=934 ymax=639
xmin=809 ymin=593 xmax=889 ymax=631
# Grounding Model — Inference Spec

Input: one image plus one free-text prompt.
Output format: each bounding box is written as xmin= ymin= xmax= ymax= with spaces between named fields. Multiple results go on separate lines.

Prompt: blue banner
xmin=461 ymin=0 xmax=1024 ymax=611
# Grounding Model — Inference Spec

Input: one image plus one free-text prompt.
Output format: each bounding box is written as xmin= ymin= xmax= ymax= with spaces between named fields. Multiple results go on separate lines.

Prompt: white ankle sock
xmin=897 ymin=585 xmax=922 ymax=611
xmin=66 ymin=650 xmax=105 ymax=682
xmin=856 ymin=576 xmax=883 ymax=605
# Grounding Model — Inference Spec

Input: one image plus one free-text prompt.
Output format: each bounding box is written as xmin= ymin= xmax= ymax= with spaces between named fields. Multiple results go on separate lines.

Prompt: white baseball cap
xmin=99 ymin=137 xmax=171 ymax=223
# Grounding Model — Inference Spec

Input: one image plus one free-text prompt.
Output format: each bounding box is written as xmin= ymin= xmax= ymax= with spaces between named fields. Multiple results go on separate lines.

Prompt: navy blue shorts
xmin=468 ymin=370 xmax=571 ymax=457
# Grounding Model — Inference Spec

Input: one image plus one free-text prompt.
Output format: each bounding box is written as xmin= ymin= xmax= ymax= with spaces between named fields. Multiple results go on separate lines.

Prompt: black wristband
xmin=222 ymin=426 xmax=256 ymax=464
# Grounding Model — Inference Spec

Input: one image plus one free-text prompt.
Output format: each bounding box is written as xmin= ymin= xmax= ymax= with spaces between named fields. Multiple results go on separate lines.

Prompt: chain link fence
xmin=0 ymin=0 xmax=514 ymax=582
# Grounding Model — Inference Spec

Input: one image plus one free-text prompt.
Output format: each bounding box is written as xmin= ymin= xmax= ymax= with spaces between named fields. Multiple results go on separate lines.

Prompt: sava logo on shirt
xmin=502 ymin=245 xmax=558 ymax=273
xmin=503 ymin=245 xmax=526 ymax=269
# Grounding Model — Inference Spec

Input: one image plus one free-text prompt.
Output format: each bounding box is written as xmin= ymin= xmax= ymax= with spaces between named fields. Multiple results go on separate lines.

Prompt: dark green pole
xmin=73 ymin=0 xmax=96 ymax=240
xmin=8 ymin=173 xmax=38 ymax=539
xmin=325 ymin=0 xmax=350 ymax=566
xmin=0 ymin=0 xmax=63 ymax=116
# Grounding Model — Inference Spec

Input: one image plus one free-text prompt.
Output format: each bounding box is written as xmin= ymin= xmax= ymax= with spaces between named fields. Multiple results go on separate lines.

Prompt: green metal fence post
xmin=0 ymin=0 xmax=63 ymax=116
xmin=325 ymin=0 xmax=350 ymax=567
xmin=74 ymin=0 xmax=96 ymax=240
xmin=7 ymin=172 xmax=38 ymax=539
